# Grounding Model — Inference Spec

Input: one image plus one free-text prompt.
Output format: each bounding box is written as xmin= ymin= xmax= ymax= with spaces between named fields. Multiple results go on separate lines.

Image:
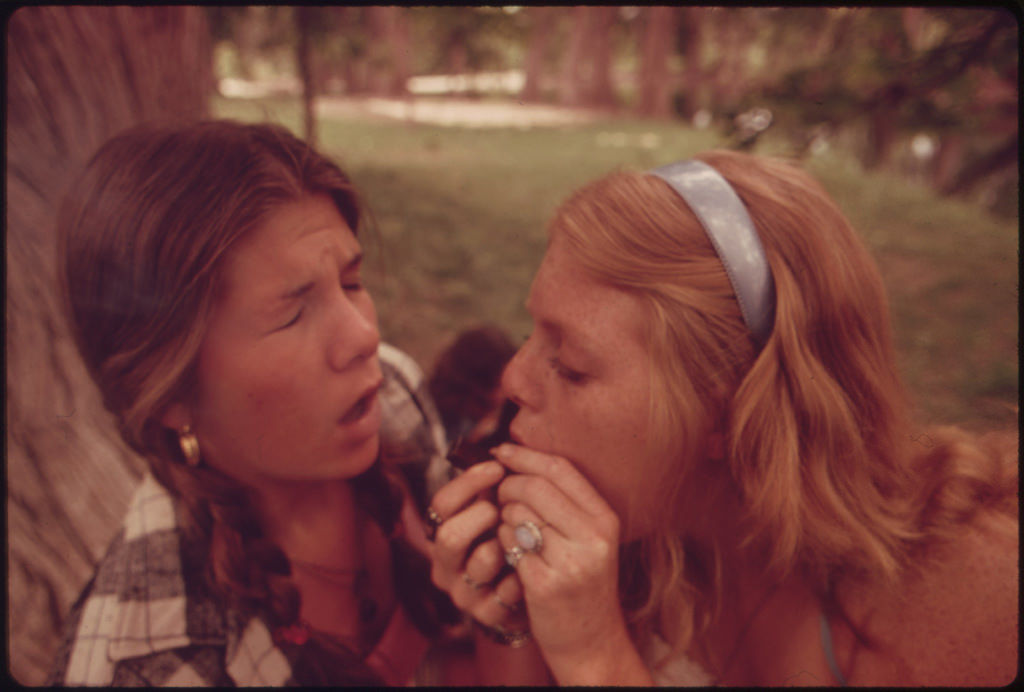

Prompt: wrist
xmin=549 ymin=626 xmax=653 ymax=685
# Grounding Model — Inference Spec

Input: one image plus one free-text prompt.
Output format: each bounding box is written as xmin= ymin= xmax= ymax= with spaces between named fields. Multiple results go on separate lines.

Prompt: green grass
xmin=214 ymin=95 xmax=1018 ymax=432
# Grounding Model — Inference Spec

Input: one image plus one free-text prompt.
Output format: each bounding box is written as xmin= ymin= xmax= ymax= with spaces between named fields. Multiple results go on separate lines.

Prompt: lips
xmin=340 ymin=380 xmax=382 ymax=424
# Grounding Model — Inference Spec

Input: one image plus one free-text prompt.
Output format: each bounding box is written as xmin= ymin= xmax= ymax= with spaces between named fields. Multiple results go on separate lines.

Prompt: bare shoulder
xmin=849 ymin=510 xmax=1019 ymax=685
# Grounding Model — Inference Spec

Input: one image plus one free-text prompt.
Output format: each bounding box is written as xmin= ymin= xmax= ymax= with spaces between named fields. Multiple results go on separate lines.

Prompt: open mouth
xmin=340 ymin=383 xmax=381 ymax=424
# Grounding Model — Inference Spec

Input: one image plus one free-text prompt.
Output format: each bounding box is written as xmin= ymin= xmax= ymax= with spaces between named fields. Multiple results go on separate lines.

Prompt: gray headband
xmin=650 ymin=159 xmax=776 ymax=344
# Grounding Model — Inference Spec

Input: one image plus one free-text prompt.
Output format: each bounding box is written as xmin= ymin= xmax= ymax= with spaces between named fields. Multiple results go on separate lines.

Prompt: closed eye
xmin=549 ymin=357 xmax=586 ymax=384
xmin=278 ymin=309 xmax=303 ymax=330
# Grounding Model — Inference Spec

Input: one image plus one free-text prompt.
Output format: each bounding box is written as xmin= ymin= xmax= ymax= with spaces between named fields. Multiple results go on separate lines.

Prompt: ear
xmin=159 ymin=402 xmax=191 ymax=431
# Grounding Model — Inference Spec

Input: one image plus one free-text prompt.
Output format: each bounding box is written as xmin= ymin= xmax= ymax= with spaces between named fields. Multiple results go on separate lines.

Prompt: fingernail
xmin=471 ymin=460 xmax=502 ymax=475
xmin=490 ymin=444 xmax=508 ymax=459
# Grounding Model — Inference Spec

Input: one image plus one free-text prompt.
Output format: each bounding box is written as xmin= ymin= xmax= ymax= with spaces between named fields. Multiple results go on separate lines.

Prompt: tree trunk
xmin=446 ymin=28 xmax=469 ymax=76
xmin=931 ymin=132 xmax=965 ymax=192
xmin=560 ymin=6 xmax=591 ymax=107
xmin=296 ymin=6 xmax=317 ymax=145
xmin=585 ymin=6 xmax=618 ymax=108
xmin=635 ymin=6 xmax=678 ymax=117
xmin=234 ymin=6 xmax=262 ymax=80
xmin=864 ymin=102 xmax=899 ymax=170
xmin=365 ymin=6 xmax=410 ymax=97
xmin=521 ymin=6 xmax=555 ymax=102
xmin=678 ymin=6 xmax=706 ymax=119
xmin=6 ymin=6 xmax=211 ymax=685
xmin=709 ymin=9 xmax=757 ymax=114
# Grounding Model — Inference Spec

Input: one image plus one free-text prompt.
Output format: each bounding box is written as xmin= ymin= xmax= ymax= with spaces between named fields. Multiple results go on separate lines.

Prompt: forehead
xmin=529 ymin=235 xmax=647 ymax=349
xmin=221 ymin=194 xmax=355 ymax=273
xmin=235 ymin=193 xmax=354 ymax=257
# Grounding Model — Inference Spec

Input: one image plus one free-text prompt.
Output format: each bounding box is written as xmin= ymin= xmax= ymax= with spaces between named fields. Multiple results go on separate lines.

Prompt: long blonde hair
xmin=549 ymin=150 xmax=1017 ymax=657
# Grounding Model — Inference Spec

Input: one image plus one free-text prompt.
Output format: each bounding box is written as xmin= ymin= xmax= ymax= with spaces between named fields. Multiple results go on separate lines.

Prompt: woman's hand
xmin=427 ymin=461 xmax=528 ymax=632
xmin=492 ymin=443 xmax=654 ymax=685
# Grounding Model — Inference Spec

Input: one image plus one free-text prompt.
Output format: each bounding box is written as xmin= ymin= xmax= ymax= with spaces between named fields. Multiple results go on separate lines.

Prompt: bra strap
xmin=819 ymin=612 xmax=849 ymax=686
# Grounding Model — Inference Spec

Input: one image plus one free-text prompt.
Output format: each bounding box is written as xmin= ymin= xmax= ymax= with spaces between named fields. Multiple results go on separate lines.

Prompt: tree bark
xmin=635 ymin=6 xmax=678 ymax=117
xmin=6 ymin=6 xmax=211 ymax=684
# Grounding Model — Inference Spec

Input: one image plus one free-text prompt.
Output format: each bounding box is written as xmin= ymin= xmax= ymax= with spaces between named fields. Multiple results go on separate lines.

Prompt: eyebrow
xmin=528 ymin=297 xmax=600 ymax=363
xmin=278 ymin=251 xmax=363 ymax=302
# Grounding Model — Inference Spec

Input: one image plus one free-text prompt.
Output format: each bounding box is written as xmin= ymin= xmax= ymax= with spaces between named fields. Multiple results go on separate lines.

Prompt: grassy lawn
xmin=214 ymin=95 xmax=1018 ymax=433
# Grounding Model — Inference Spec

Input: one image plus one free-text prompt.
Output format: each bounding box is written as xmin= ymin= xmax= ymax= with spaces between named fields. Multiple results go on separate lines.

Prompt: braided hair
xmin=58 ymin=120 xmax=457 ymax=683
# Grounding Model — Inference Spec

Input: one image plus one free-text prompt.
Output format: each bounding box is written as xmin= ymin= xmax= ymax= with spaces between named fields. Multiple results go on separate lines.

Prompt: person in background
xmin=427 ymin=151 xmax=1018 ymax=685
xmin=428 ymin=325 xmax=518 ymax=448
xmin=46 ymin=120 xmax=476 ymax=686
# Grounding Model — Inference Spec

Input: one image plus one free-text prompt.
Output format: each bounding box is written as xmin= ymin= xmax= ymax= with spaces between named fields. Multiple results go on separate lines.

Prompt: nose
xmin=500 ymin=336 xmax=539 ymax=411
xmin=327 ymin=293 xmax=379 ymax=372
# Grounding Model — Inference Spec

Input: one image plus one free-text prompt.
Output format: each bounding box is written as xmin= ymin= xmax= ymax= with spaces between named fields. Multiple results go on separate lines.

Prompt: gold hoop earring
xmin=178 ymin=425 xmax=201 ymax=467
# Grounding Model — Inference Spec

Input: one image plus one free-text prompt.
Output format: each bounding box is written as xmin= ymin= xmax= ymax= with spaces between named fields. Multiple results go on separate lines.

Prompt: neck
xmin=676 ymin=463 xmax=802 ymax=681
xmin=255 ymin=478 xmax=363 ymax=570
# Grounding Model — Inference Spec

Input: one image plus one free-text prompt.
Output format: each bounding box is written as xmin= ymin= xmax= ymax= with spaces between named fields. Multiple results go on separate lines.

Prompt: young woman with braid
xmin=47 ymin=121 xmax=481 ymax=685
xmin=428 ymin=151 xmax=1018 ymax=685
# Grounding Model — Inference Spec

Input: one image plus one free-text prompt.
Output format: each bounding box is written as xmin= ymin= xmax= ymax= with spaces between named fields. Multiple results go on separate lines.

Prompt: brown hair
xmin=549 ymin=150 xmax=1017 ymax=660
xmin=57 ymin=121 xmax=453 ymax=679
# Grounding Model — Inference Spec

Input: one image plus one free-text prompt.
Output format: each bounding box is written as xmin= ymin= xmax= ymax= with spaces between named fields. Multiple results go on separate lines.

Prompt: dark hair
xmin=57 ymin=120 xmax=454 ymax=681
xmin=428 ymin=325 xmax=518 ymax=441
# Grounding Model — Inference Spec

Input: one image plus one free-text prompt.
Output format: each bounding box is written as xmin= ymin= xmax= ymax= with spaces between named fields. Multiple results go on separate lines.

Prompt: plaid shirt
xmin=47 ymin=344 xmax=452 ymax=686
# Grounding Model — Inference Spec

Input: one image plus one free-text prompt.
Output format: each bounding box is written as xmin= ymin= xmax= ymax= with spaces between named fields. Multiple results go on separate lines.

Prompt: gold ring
xmin=426 ymin=506 xmax=444 ymax=526
xmin=425 ymin=506 xmax=444 ymax=540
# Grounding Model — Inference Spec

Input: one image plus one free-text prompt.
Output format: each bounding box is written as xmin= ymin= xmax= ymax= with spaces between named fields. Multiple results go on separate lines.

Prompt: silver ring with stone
xmin=514 ymin=520 xmax=544 ymax=554
xmin=505 ymin=545 xmax=525 ymax=568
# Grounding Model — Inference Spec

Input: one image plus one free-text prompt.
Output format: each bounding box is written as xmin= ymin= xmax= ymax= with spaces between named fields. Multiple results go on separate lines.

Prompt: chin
xmin=344 ymin=436 xmax=381 ymax=477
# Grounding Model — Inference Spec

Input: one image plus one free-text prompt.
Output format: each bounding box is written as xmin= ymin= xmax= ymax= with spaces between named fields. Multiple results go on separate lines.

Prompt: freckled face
xmin=189 ymin=194 xmax=382 ymax=493
xmin=501 ymin=234 xmax=659 ymax=539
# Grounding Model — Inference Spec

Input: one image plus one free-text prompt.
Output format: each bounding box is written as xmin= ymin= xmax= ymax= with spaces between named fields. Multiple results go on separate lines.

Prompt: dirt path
xmin=317 ymin=95 xmax=608 ymax=128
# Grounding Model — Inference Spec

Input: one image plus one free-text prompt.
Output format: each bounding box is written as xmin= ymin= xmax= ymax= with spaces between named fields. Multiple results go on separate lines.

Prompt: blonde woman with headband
xmin=427 ymin=151 xmax=1018 ymax=685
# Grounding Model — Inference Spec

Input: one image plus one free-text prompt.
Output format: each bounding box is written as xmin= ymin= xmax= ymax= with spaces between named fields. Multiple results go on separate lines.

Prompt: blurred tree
xmin=408 ymin=7 xmax=524 ymax=79
xmin=6 ymin=6 xmax=212 ymax=685
xmin=334 ymin=7 xmax=372 ymax=94
xmin=366 ymin=6 xmax=410 ymax=96
xmin=635 ymin=6 xmax=678 ymax=117
xmin=207 ymin=6 xmax=298 ymax=84
xmin=585 ymin=6 xmax=619 ymax=108
xmin=561 ymin=6 xmax=589 ymax=106
xmin=675 ymin=6 xmax=708 ymax=119
xmin=761 ymin=7 xmax=1016 ymax=202
xmin=560 ymin=6 xmax=620 ymax=108
xmin=704 ymin=8 xmax=763 ymax=116
xmin=521 ymin=6 xmax=557 ymax=102
xmin=296 ymin=6 xmax=317 ymax=144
